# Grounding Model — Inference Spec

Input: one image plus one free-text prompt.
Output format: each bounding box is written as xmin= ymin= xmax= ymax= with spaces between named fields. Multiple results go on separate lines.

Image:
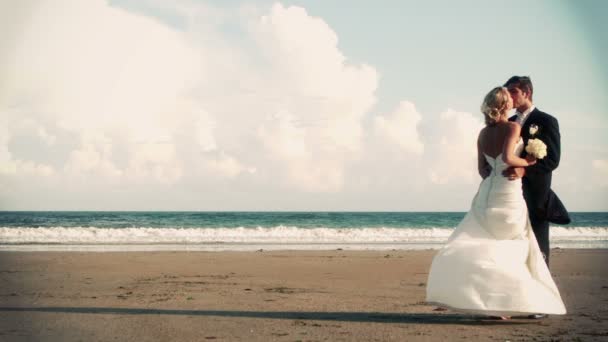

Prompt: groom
xmin=502 ymin=76 xmax=570 ymax=267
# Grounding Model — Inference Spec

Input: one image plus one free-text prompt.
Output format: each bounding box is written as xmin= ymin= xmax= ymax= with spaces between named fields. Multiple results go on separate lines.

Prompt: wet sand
xmin=1 ymin=249 xmax=607 ymax=341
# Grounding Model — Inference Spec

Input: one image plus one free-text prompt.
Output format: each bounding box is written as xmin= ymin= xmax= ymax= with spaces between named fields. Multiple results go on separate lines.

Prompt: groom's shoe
xmin=527 ymin=314 xmax=548 ymax=319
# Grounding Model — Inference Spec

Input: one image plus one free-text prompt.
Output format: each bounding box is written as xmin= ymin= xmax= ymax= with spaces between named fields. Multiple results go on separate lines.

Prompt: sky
xmin=0 ymin=0 xmax=607 ymax=211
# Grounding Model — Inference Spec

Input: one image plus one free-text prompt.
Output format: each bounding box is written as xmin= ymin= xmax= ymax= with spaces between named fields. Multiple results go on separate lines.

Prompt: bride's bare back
xmin=478 ymin=122 xmax=512 ymax=158
xmin=477 ymin=122 xmax=532 ymax=175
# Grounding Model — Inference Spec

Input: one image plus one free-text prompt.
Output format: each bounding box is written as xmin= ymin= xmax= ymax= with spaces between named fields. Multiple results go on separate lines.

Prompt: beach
xmin=1 ymin=249 xmax=607 ymax=341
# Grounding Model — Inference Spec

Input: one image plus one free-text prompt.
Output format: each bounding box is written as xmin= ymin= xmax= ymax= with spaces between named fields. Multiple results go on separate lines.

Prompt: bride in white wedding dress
xmin=426 ymin=86 xmax=566 ymax=317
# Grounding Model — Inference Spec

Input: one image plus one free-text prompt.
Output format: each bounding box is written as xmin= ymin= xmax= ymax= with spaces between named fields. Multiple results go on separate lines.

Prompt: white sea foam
xmin=1 ymin=226 xmax=606 ymax=251
xmin=0 ymin=226 xmax=452 ymax=244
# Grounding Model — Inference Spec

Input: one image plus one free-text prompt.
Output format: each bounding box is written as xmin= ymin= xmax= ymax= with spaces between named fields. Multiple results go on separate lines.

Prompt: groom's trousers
xmin=522 ymin=173 xmax=553 ymax=268
xmin=530 ymin=215 xmax=550 ymax=266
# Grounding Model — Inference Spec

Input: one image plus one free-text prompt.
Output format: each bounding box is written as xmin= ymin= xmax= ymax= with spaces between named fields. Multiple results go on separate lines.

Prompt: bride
xmin=426 ymin=86 xmax=566 ymax=317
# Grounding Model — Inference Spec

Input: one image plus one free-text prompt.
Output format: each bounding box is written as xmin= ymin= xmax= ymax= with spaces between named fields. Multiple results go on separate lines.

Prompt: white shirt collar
xmin=516 ymin=105 xmax=535 ymax=125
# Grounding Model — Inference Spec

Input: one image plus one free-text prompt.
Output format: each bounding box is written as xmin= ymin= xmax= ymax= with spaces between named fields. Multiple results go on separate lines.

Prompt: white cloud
xmin=0 ymin=124 xmax=13 ymax=173
xmin=0 ymin=0 xmax=214 ymax=185
xmin=0 ymin=0 xmax=379 ymax=201
xmin=374 ymin=101 xmax=424 ymax=155
xmin=246 ymin=3 xmax=378 ymax=191
xmin=125 ymin=143 xmax=182 ymax=184
xmin=251 ymin=3 xmax=377 ymax=150
xmin=192 ymin=109 xmax=218 ymax=153
xmin=427 ymin=109 xmax=484 ymax=185
xmin=256 ymin=111 xmax=345 ymax=192
xmin=3 ymin=1 xmax=201 ymax=132
xmin=64 ymin=142 xmax=122 ymax=180
xmin=286 ymin=159 xmax=345 ymax=193
xmin=257 ymin=111 xmax=310 ymax=161
xmin=206 ymin=151 xmax=255 ymax=179
xmin=1 ymin=159 xmax=54 ymax=177
xmin=4 ymin=1 xmax=599 ymax=210
xmin=591 ymin=159 xmax=608 ymax=187
xmin=0 ymin=117 xmax=56 ymax=177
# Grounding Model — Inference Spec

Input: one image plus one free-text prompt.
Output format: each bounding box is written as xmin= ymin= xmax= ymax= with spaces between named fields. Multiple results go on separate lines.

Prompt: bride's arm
xmin=502 ymin=123 xmax=535 ymax=167
xmin=477 ymin=131 xmax=490 ymax=178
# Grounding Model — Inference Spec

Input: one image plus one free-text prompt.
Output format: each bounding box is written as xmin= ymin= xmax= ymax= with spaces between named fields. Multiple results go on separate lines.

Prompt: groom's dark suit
xmin=509 ymin=108 xmax=570 ymax=266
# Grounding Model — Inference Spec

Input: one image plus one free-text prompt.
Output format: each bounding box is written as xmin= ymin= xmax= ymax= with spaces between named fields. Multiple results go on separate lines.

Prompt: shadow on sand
xmin=0 ymin=307 xmax=531 ymax=325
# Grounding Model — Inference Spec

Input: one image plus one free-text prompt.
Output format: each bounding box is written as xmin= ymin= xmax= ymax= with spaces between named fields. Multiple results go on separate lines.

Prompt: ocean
xmin=1 ymin=211 xmax=607 ymax=251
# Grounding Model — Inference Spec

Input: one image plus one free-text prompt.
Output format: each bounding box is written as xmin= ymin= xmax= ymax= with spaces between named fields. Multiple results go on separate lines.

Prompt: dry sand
xmin=0 ymin=249 xmax=607 ymax=341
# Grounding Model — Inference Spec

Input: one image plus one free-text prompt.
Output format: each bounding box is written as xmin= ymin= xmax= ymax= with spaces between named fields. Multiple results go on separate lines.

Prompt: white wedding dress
xmin=426 ymin=140 xmax=566 ymax=316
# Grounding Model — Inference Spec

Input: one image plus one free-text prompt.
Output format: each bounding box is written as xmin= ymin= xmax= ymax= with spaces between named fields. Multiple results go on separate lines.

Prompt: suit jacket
xmin=509 ymin=108 xmax=570 ymax=224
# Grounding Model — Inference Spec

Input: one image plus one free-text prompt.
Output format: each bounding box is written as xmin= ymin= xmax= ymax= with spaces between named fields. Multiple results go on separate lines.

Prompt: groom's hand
xmin=502 ymin=166 xmax=525 ymax=181
xmin=480 ymin=164 xmax=492 ymax=179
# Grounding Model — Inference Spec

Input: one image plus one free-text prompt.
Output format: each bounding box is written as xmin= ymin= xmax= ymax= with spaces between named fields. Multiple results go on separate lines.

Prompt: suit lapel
xmin=521 ymin=108 xmax=540 ymax=142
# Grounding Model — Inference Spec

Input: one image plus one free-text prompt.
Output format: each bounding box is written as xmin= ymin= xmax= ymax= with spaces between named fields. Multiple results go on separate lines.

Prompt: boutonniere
xmin=529 ymin=124 xmax=539 ymax=136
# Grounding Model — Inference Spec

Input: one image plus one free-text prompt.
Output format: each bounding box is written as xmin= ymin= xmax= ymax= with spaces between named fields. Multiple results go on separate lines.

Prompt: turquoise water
xmin=1 ymin=211 xmax=606 ymax=228
xmin=1 ymin=212 xmax=606 ymax=251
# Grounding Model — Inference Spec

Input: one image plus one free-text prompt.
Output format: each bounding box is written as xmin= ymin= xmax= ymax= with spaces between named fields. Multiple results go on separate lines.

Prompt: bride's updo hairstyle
xmin=481 ymin=86 xmax=510 ymax=126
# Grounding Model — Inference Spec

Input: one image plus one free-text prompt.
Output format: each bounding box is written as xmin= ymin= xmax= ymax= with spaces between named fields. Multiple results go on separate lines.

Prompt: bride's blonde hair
xmin=481 ymin=86 xmax=510 ymax=125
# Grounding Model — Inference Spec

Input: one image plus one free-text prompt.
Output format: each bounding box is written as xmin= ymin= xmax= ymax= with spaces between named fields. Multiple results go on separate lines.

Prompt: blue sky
xmin=303 ymin=0 xmax=604 ymax=113
xmin=1 ymin=0 xmax=607 ymax=210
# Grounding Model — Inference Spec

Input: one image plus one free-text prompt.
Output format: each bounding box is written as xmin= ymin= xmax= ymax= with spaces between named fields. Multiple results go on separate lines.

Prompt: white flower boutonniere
xmin=529 ymin=124 xmax=539 ymax=136
xmin=525 ymin=138 xmax=547 ymax=159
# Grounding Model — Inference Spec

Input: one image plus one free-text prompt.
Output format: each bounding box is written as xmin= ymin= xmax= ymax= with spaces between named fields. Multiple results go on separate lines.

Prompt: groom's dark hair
xmin=504 ymin=76 xmax=533 ymax=100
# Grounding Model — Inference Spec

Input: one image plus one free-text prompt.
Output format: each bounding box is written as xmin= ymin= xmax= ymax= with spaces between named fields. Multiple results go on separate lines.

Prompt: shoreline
xmin=1 ymin=243 xmax=606 ymax=252
xmin=1 ymin=249 xmax=607 ymax=341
